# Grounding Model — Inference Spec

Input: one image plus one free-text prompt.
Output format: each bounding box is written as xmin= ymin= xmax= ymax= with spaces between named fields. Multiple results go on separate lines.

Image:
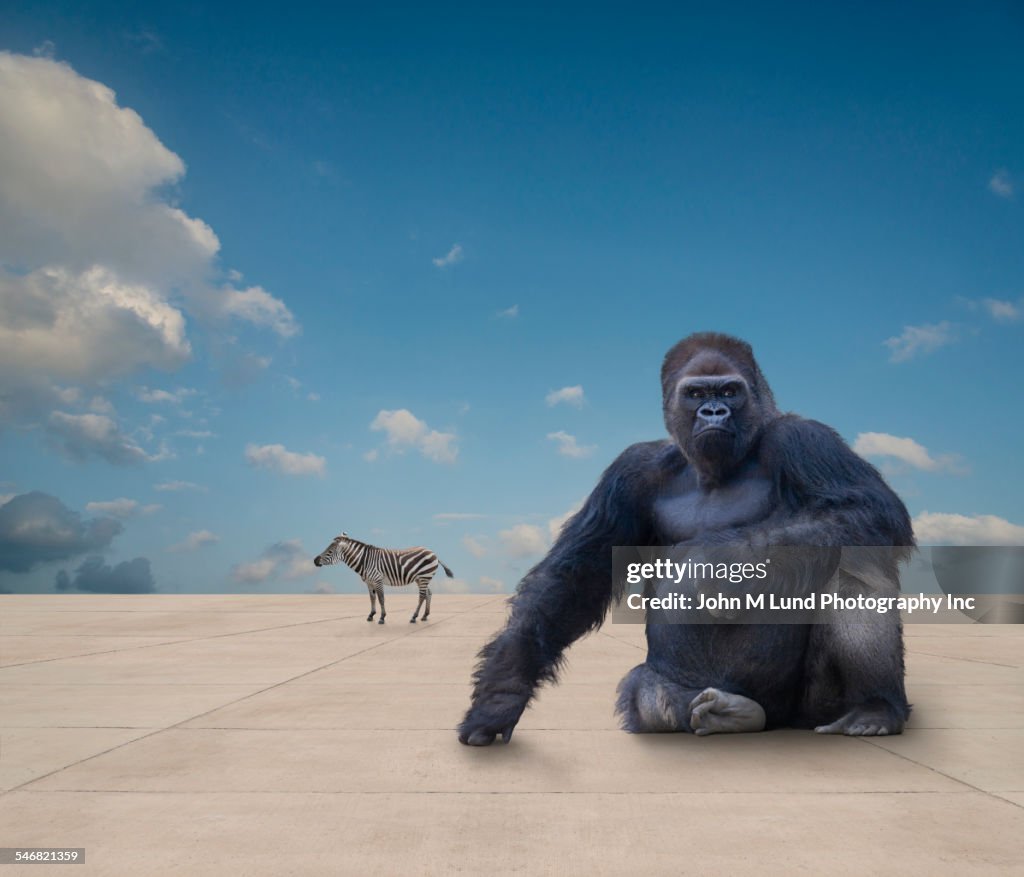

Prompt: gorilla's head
xmin=661 ymin=333 xmax=778 ymax=486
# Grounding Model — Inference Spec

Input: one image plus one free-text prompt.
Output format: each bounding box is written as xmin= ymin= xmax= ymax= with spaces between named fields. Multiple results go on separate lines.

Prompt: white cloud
xmin=231 ymin=539 xmax=314 ymax=583
xmin=545 ymin=385 xmax=585 ymax=408
xmin=497 ymin=304 xmax=519 ymax=319
xmin=219 ymin=284 xmax=299 ymax=338
xmin=499 ymin=523 xmax=549 ymax=558
xmin=0 ymin=266 xmax=191 ymax=385
xmin=432 ymin=243 xmax=463 ymax=268
xmin=363 ymin=449 xmax=379 ymax=462
xmin=462 ymin=535 xmax=489 ymax=557
xmin=370 ymin=409 xmax=458 ymax=464
xmin=547 ymin=430 xmax=595 ymax=458
xmin=913 ymin=512 xmax=1024 ymax=545
xmin=548 ymin=501 xmax=583 ymax=541
xmin=982 ymin=298 xmax=1021 ymax=322
xmin=853 ymin=432 xmax=962 ymax=474
xmin=244 ymin=443 xmax=326 ymax=477
xmin=168 ymin=529 xmax=219 ymax=553
xmin=432 ymin=576 xmax=472 ymax=594
xmin=988 ymin=169 xmax=1014 ymax=199
xmin=47 ymin=411 xmax=168 ymax=465
xmin=0 ymin=494 xmax=15 ymax=507
xmin=137 ymin=386 xmax=196 ymax=404
xmin=0 ymin=52 xmax=297 ymax=420
xmin=884 ymin=322 xmax=956 ymax=363
xmin=154 ymin=480 xmax=206 ymax=492
xmin=85 ymin=498 xmax=161 ymax=518
xmin=479 ymin=576 xmax=506 ymax=593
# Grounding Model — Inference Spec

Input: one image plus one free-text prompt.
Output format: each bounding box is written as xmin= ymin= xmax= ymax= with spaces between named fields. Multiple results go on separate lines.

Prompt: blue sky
xmin=1 ymin=2 xmax=1022 ymax=595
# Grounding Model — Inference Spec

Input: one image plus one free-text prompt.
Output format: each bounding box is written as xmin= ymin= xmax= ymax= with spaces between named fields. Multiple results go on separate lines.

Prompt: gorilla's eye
xmin=722 ymin=386 xmax=737 ymax=398
xmin=685 ymin=387 xmax=704 ymax=400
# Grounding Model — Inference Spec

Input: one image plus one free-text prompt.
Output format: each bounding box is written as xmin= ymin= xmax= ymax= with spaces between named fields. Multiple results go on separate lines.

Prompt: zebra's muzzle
xmin=313 ymin=556 xmax=322 ymax=567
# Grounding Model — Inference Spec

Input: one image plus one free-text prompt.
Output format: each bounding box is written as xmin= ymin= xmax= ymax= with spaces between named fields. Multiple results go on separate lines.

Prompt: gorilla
xmin=458 ymin=332 xmax=913 ymax=746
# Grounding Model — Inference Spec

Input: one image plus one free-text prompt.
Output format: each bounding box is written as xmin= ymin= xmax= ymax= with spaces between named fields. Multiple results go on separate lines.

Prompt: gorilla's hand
xmin=457 ymin=688 xmax=529 ymax=746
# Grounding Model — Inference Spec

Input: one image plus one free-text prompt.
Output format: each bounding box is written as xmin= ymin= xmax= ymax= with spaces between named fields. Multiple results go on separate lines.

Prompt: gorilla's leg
xmin=802 ymin=571 xmax=911 ymax=736
xmin=616 ymin=664 xmax=765 ymax=735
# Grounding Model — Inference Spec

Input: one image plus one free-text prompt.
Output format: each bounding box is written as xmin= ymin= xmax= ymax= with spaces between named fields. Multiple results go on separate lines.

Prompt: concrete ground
xmin=0 ymin=594 xmax=1022 ymax=876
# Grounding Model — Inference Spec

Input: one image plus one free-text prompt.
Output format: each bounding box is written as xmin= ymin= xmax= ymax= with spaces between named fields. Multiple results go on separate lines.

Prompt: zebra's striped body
xmin=313 ymin=532 xmax=454 ymax=623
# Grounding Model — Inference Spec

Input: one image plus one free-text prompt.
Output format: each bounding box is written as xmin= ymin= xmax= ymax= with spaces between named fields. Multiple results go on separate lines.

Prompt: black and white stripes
xmin=313 ymin=532 xmax=454 ymax=624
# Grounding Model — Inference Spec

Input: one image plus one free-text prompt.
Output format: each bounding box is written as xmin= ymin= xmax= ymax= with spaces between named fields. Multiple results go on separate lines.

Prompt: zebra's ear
xmin=340 ymin=532 xmax=348 ymax=539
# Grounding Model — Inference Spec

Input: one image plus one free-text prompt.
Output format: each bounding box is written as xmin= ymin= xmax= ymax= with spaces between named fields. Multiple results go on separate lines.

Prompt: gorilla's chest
xmin=653 ymin=465 xmax=775 ymax=543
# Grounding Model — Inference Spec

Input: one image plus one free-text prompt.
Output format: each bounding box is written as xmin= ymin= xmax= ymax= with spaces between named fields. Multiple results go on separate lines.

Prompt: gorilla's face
xmin=664 ymin=352 xmax=761 ymax=485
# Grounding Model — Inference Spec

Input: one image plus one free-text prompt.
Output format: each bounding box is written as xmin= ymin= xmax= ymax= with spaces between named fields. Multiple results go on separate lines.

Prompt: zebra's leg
xmin=377 ymin=584 xmax=386 ymax=624
xmin=423 ymin=586 xmax=432 ymax=621
xmin=411 ymin=585 xmax=426 ymax=623
xmin=365 ymin=583 xmax=376 ymax=622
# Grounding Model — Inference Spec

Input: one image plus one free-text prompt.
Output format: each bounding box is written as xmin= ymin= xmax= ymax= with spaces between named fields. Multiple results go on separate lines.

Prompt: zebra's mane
xmin=339 ymin=534 xmax=376 ymax=550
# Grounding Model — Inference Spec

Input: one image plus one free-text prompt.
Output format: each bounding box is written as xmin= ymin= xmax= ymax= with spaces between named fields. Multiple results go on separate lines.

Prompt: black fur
xmin=458 ymin=333 xmax=914 ymax=746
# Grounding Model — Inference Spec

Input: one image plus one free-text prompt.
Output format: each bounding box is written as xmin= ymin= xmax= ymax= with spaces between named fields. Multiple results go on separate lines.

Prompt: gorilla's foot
xmin=688 ymin=688 xmax=766 ymax=736
xmin=815 ymin=704 xmax=904 ymax=736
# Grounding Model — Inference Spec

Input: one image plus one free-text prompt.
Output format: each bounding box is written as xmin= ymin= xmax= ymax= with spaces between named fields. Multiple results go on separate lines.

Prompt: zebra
xmin=313 ymin=532 xmax=454 ymax=624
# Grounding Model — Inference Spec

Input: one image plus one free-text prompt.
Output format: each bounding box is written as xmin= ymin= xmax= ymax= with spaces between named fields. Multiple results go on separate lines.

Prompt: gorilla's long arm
xmin=729 ymin=416 xmax=914 ymax=549
xmin=728 ymin=417 xmax=915 ymax=731
xmin=458 ymin=443 xmax=658 ymax=746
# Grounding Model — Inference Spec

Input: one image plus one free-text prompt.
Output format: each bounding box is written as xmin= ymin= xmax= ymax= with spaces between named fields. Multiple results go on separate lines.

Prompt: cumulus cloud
xmin=85 ymin=498 xmax=161 ymax=518
xmin=56 ymin=555 xmax=155 ymax=593
xmin=168 ymin=529 xmax=219 ymax=553
xmin=370 ymin=409 xmax=458 ymax=464
xmin=244 ymin=443 xmax=326 ymax=477
xmin=0 ymin=492 xmax=121 ymax=572
xmin=0 ymin=52 xmax=297 ymax=423
xmin=219 ymin=284 xmax=299 ymax=338
xmin=479 ymin=576 xmax=506 ymax=593
xmin=499 ymin=523 xmax=549 ymax=557
xmin=432 ymin=576 xmax=472 ymax=594
xmin=137 ymin=386 xmax=197 ymax=404
xmin=497 ymin=304 xmax=519 ymax=319
xmin=913 ymin=512 xmax=1024 ymax=545
xmin=232 ymin=539 xmax=314 ymax=584
xmin=47 ymin=411 xmax=168 ymax=465
xmin=988 ymin=169 xmax=1014 ymax=199
xmin=545 ymin=385 xmax=585 ymax=408
xmin=462 ymin=534 xmax=489 ymax=557
xmin=853 ymin=432 xmax=962 ymax=474
xmin=547 ymin=430 xmax=595 ymax=458
xmin=884 ymin=322 xmax=956 ymax=363
xmin=548 ymin=501 xmax=583 ymax=541
xmin=982 ymin=298 xmax=1021 ymax=322
xmin=432 ymin=243 xmax=463 ymax=268
xmin=154 ymin=480 xmax=206 ymax=492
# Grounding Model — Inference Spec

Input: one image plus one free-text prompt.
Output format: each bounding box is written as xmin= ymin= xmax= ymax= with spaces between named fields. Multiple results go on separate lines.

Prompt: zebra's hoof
xmin=366 ymin=617 xmax=374 ymax=623
xmin=378 ymin=619 xmax=386 ymax=625
xmin=410 ymin=619 xmax=417 ymax=623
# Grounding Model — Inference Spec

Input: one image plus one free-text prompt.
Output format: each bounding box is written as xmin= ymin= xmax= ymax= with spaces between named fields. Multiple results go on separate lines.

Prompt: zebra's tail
xmin=440 ymin=561 xmax=454 ymax=578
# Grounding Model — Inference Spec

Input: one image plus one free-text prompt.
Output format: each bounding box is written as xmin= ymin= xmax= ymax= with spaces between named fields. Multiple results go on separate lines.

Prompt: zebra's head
xmin=313 ymin=532 xmax=349 ymax=567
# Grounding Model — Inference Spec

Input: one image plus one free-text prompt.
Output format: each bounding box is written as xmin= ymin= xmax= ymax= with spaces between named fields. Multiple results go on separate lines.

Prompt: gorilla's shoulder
xmin=760 ymin=414 xmax=847 ymax=454
xmin=605 ymin=441 xmax=684 ymax=493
